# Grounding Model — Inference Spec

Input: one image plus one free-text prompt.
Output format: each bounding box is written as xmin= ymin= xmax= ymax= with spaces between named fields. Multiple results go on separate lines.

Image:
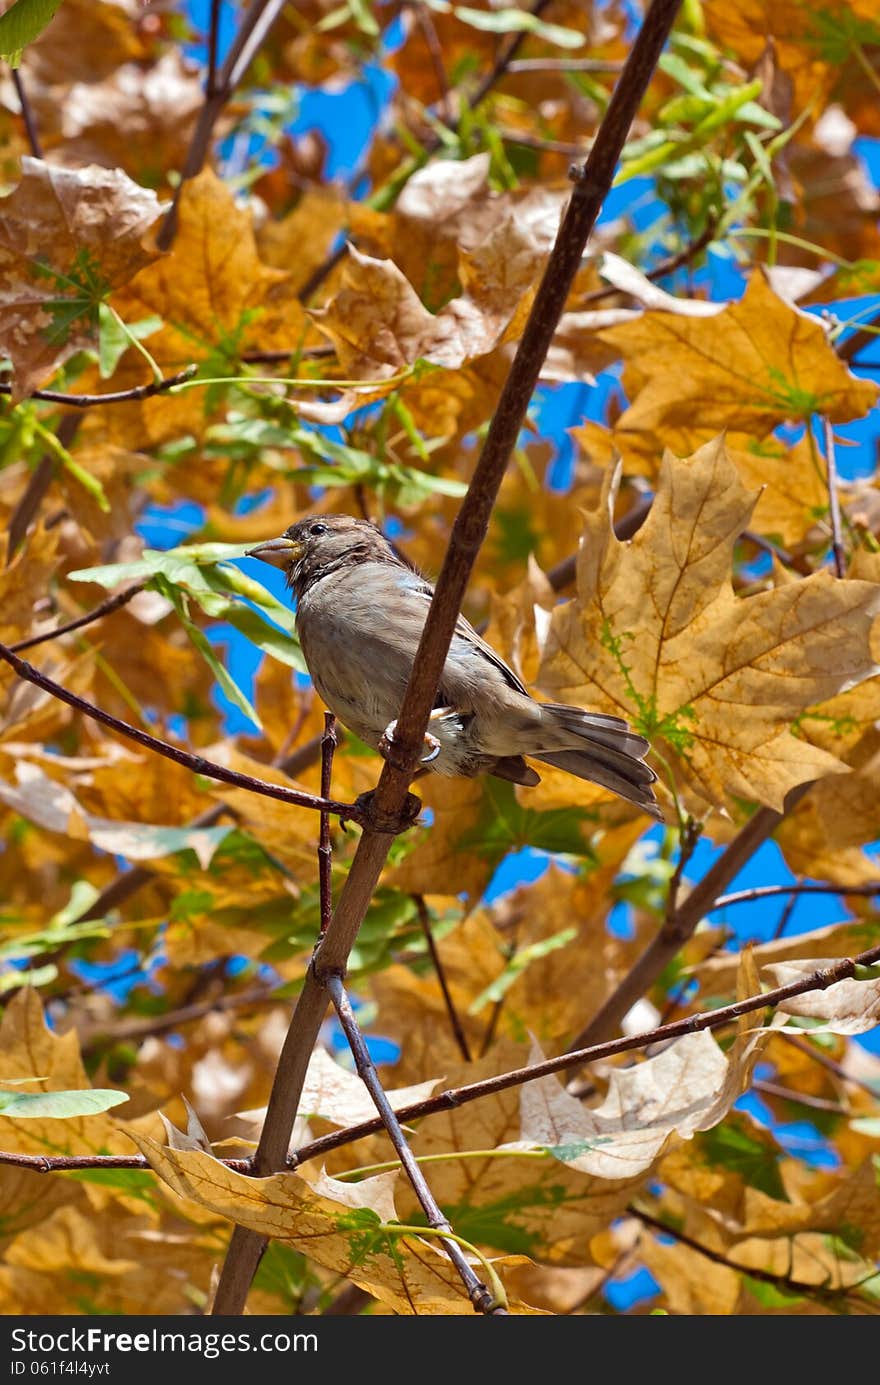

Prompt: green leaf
xmin=452 ymin=5 xmax=584 ymax=49
xmin=0 ymin=0 xmax=63 ymax=66
xmin=155 ymin=576 xmax=261 ymax=728
xmin=468 ymin=927 xmax=577 ymax=1013
xmin=697 ymin=1118 xmax=787 ymax=1201
xmin=69 ymin=541 xmax=306 ymax=696
xmin=0 ymin=1086 xmax=128 ymax=1118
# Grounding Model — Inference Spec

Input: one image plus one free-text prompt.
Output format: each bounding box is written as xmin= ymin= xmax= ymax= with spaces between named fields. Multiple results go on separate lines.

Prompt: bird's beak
xmin=245 ymin=536 xmax=302 ymax=569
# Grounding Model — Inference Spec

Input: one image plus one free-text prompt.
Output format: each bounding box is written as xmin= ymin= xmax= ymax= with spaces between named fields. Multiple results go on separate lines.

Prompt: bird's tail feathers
xmin=534 ymin=703 xmax=663 ymax=819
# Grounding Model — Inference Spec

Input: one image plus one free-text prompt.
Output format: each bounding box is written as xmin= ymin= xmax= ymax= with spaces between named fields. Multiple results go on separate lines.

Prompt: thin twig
xmin=566 ymin=781 xmax=813 ymax=1056
xmin=3 ymin=938 xmax=878 ymax=1177
xmin=770 ymin=886 xmax=800 ymax=941
xmin=80 ymin=985 xmax=279 ymax=1053
xmin=780 ymin=1031 xmax=880 ymax=1102
xmin=210 ymin=0 xmax=685 ymax=1315
xmin=10 ymin=583 xmax=146 ymax=653
xmin=413 ymin=1 xmax=453 ymax=124
xmin=11 ymin=67 xmax=42 ymax=158
xmin=665 ymin=816 xmax=701 ymax=924
xmin=544 ymin=491 xmax=653 ymax=592
xmin=752 ymin=1078 xmax=848 ymax=1115
xmin=325 ymin=974 xmax=503 ymax=1314
xmin=710 ymin=881 xmax=880 ymax=911
xmin=822 ymin=417 xmax=846 ymax=577
xmin=498 ymin=131 xmax=588 ymax=158
xmin=0 ymin=364 xmax=197 ymax=409
xmin=318 ymin=713 xmax=337 ymax=936
xmin=0 ymin=641 xmax=367 ymax=825
xmin=507 ymin=58 xmax=625 ymax=75
xmin=414 ymin=895 xmax=472 ymax=1062
xmin=578 ymin=219 xmax=718 ymax=307
xmin=158 ymin=0 xmax=290 ymax=249
xmin=6 ymin=415 xmax=80 ymax=563
xmin=631 ymin=1206 xmax=876 ymax=1310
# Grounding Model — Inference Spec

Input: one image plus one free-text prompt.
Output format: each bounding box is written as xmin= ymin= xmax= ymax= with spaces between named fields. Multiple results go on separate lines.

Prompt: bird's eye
xmin=309 ymin=522 xmax=328 ymax=537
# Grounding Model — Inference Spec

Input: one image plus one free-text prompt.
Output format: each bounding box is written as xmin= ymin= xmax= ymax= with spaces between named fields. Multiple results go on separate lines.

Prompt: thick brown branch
xmin=209 ymin=0 xmax=703 ymax=1314
xmin=0 ymin=642 xmax=366 ymax=825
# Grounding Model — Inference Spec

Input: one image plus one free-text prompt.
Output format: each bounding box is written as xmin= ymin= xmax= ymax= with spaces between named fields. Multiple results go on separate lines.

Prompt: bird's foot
xmin=379 ymin=717 xmax=442 ymax=769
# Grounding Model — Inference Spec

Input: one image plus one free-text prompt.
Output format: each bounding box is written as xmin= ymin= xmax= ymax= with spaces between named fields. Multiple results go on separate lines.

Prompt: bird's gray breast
xmin=295 ymin=563 xmax=423 ymax=746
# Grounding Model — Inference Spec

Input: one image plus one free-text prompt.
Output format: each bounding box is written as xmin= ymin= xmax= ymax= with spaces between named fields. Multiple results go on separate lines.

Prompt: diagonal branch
xmin=210 ymin=0 xmax=686 ymax=1315
xmin=4 ymin=937 xmax=878 ymax=1177
xmin=158 ymin=0 xmax=290 ymax=249
xmin=318 ymin=713 xmax=337 ymax=936
xmin=6 ymin=414 xmax=80 ymax=563
xmin=565 ymin=781 xmax=814 ymax=1056
xmin=10 ymin=67 xmax=41 ymax=158
xmin=326 ymin=973 xmax=503 ymax=1314
xmin=822 ymin=416 xmax=846 ymax=577
xmin=0 ymin=641 xmax=366 ymax=825
xmin=414 ymin=895 xmax=473 ymax=1062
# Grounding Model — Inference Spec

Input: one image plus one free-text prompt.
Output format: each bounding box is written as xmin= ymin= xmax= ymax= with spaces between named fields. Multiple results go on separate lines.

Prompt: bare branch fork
xmin=0 ymin=641 xmax=368 ymax=826
xmin=4 ymin=938 xmax=878 ymax=1177
xmin=211 ymin=0 xmax=686 ymax=1315
xmin=158 ymin=0 xmax=291 ymax=249
xmin=326 ymin=974 xmax=504 ymax=1314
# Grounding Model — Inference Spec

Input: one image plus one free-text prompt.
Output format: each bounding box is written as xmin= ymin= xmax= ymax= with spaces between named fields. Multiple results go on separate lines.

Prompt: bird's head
xmin=247 ymin=513 xmax=396 ymax=598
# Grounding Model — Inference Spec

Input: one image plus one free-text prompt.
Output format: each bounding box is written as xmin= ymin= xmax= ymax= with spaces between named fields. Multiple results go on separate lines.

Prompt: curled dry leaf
xmin=131 ymin=1136 xmax=541 ymax=1314
xmin=0 ymin=157 xmax=163 ymax=399
xmin=767 ymin=958 xmax=880 ymax=1034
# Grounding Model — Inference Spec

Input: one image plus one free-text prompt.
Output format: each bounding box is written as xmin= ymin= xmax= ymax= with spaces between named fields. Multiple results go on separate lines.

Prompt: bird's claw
xmin=379 ymin=718 xmax=442 ymax=767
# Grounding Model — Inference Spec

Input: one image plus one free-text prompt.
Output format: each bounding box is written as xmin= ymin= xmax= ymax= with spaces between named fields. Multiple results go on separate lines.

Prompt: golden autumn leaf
xmin=596 ymin=271 xmax=878 ymax=467
xmin=0 ymin=156 xmax=163 ymax=398
xmin=705 ymin=0 xmax=880 ymax=130
xmin=131 ymin=1136 xmax=541 ymax=1314
xmin=537 ymin=438 xmax=880 ymax=813
xmin=106 ymin=169 xmax=307 ymax=442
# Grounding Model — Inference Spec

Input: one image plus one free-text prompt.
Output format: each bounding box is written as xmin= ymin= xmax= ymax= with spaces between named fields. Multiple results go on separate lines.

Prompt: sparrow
xmin=247 ymin=514 xmax=662 ymax=819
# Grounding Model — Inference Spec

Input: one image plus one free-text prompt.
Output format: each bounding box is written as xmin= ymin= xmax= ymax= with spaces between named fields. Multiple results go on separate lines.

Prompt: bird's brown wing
xmin=406 ymin=581 xmax=530 ymax=697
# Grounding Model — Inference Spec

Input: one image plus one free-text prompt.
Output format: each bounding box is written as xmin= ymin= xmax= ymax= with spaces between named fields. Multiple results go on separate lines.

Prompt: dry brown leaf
xmin=132 ymin=1136 xmax=540 ymax=1314
xmin=597 ymin=271 xmax=878 ymax=467
xmin=767 ymin=959 xmax=880 ymax=1034
xmin=538 ymin=438 xmax=880 ymax=814
xmin=0 ymin=157 xmax=162 ymax=398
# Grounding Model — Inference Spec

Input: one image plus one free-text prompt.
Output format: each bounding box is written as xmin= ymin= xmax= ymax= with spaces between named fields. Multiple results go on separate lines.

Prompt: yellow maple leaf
xmin=597 ymin=271 xmax=878 ymax=466
xmin=537 ymin=437 xmax=880 ymax=813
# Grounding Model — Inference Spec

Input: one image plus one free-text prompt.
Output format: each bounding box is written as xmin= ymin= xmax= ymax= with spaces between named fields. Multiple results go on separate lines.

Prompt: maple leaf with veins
xmin=0 ymin=156 xmax=163 ymax=399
